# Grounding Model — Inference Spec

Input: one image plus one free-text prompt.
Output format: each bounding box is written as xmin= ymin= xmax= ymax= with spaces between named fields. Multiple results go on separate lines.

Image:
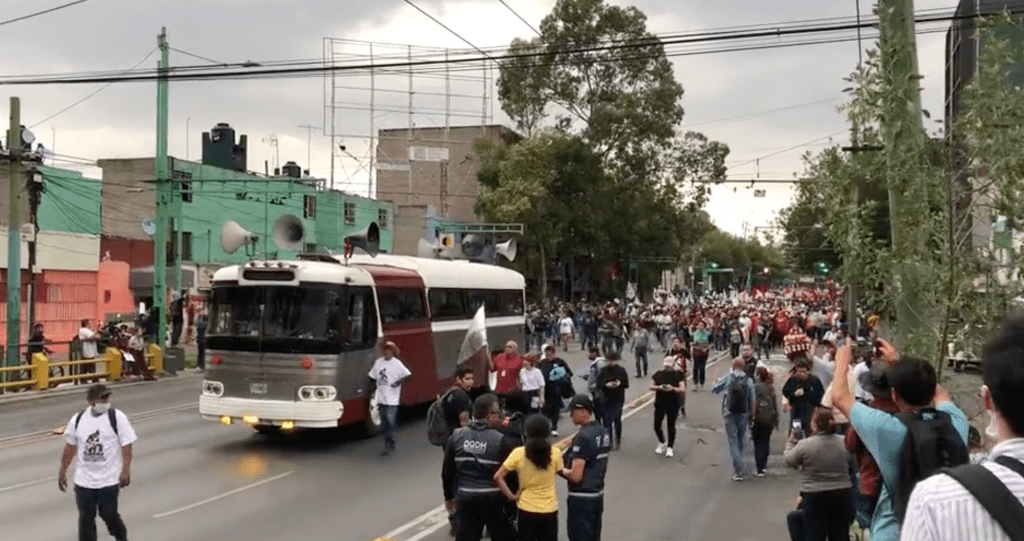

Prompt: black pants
xmin=591 ymin=394 xmax=604 ymax=425
xmin=730 ymin=342 xmax=741 ymax=358
xmin=634 ymin=348 xmax=648 ymax=377
xmin=654 ymin=405 xmax=679 ymax=447
xmin=517 ymin=509 xmax=557 ymax=541
xmin=752 ymin=423 xmax=773 ymax=473
xmin=602 ymin=399 xmax=624 ymax=444
xmin=692 ymin=355 xmax=707 ymax=386
xmin=567 ymin=497 xmax=603 ymax=541
xmin=457 ymin=496 xmax=515 ymax=541
xmin=75 ymin=485 xmax=127 ymax=541
xmin=196 ymin=335 xmax=206 ymax=369
xmin=786 ymin=488 xmax=853 ymax=541
xmin=542 ymin=395 xmax=562 ymax=432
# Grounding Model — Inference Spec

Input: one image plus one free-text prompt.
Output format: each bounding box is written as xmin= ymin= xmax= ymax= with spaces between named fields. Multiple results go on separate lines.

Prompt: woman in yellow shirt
xmin=494 ymin=414 xmax=563 ymax=541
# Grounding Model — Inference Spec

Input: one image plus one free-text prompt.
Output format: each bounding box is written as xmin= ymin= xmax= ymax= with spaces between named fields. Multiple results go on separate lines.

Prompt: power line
xmin=497 ymin=0 xmax=542 ymax=37
xmin=684 ymin=97 xmax=842 ymax=129
xmin=0 ymin=0 xmax=93 ymax=28
xmin=0 ymin=5 xmax=1007 ymax=86
xmin=402 ymin=0 xmax=498 ymax=61
xmin=727 ymin=131 xmax=848 ymax=172
xmin=30 ymin=48 xmax=158 ymax=128
xmin=169 ymin=47 xmax=222 ymax=66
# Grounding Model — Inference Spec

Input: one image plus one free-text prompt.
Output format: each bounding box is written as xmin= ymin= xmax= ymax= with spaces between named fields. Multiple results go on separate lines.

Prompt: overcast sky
xmin=0 ymin=0 xmax=959 ymax=239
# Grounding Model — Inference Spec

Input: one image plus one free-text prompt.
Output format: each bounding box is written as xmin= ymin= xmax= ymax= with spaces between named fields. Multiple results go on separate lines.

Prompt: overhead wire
xmin=29 ymin=47 xmax=159 ymax=128
xmin=496 ymin=0 xmax=542 ymax=37
xmin=0 ymin=5 xmax=1013 ymax=86
xmin=0 ymin=0 xmax=94 ymax=28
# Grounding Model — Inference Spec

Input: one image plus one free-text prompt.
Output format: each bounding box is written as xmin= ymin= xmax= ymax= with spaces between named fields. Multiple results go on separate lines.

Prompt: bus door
xmin=361 ymin=266 xmax=437 ymax=404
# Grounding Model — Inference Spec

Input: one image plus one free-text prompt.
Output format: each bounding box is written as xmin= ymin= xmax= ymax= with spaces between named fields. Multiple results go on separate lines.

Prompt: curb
xmin=0 ymin=371 xmax=203 ymax=406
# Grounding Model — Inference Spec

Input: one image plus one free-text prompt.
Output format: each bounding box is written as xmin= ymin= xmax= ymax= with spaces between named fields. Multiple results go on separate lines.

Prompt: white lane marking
xmin=381 ymin=358 xmax=701 ymax=541
xmin=1 ymin=402 xmax=199 ymax=447
xmin=0 ymin=476 xmax=57 ymax=494
xmin=152 ymin=471 xmax=294 ymax=519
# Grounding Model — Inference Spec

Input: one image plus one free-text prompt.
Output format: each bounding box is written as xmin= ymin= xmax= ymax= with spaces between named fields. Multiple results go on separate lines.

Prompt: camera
xmin=792 ymin=420 xmax=805 ymax=440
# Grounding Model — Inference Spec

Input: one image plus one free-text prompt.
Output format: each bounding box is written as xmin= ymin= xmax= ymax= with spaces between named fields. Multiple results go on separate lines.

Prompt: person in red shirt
xmin=491 ymin=341 xmax=524 ymax=401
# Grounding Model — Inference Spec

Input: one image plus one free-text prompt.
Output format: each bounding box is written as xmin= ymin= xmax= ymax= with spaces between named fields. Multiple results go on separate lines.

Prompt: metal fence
xmin=0 ymin=342 xmax=163 ymax=393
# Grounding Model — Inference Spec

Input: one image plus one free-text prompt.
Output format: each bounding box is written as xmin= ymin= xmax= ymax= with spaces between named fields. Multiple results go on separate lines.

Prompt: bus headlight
xmin=203 ymin=381 xmax=224 ymax=397
xmin=297 ymin=385 xmax=336 ymax=402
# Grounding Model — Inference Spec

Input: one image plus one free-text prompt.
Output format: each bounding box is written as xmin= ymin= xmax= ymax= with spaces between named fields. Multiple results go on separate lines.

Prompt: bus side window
xmin=344 ymin=288 xmax=377 ymax=347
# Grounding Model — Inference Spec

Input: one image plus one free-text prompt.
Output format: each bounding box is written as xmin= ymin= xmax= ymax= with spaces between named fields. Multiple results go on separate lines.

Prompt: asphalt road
xmin=0 ymin=346 xmax=801 ymax=541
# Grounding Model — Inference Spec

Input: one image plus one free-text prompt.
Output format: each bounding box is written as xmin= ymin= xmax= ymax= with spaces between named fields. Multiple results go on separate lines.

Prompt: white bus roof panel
xmin=211 ymin=260 xmax=376 ymax=286
xmin=348 ymin=254 xmax=525 ymax=290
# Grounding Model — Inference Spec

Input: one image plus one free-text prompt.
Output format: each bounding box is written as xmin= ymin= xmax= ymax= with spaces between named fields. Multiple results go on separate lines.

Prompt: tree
xmin=497 ymin=0 xmax=683 ymax=161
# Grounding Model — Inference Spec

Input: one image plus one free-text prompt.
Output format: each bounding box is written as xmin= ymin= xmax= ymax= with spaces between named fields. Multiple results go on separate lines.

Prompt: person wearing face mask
xmin=900 ymin=312 xmax=1024 ymax=541
xmin=58 ymin=384 xmax=138 ymax=541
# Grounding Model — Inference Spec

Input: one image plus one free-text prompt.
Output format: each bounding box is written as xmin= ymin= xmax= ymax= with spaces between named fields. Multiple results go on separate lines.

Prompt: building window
xmin=304 ymin=194 xmax=317 ymax=219
xmin=173 ymin=170 xmax=193 ymax=203
xmin=377 ymin=209 xmax=388 ymax=229
xmin=344 ymin=202 xmax=356 ymax=225
xmin=304 ymin=242 xmax=317 ymax=253
xmin=181 ymin=231 xmax=193 ymax=261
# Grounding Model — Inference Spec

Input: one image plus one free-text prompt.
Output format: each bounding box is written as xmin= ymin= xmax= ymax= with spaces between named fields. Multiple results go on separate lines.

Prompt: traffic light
xmin=707 ymin=261 xmax=719 ymax=270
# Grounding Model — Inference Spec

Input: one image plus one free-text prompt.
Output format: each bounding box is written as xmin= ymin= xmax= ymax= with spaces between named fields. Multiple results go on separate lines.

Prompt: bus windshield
xmin=207 ymin=284 xmax=352 ymax=354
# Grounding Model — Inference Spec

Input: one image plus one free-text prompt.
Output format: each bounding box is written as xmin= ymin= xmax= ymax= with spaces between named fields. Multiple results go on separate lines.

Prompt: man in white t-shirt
xmin=559 ymin=313 xmax=575 ymax=352
xmin=78 ymin=319 xmax=100 ymax=360
xmin=368 ymin=341 xmax=411 ymax=455
xmin=58 ymin=384 xmax=137 ymax=541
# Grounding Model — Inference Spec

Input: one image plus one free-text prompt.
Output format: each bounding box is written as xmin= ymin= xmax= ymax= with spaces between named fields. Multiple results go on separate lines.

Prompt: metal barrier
xmin=0 ymin=345 xmax=163 ymax=392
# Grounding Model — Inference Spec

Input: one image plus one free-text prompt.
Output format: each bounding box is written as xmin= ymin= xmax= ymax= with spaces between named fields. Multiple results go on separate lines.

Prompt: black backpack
xmin=891 ymin=408 xmax=969 ymax=523
xmin=940 ymin=456 xmax=1024 ymax=541
xmin=728 ymin=375 xmax=749 ymax=414
xmin=426 ymin=389 xmax=455 ymax=446
xmin=73 ymin=408 xmax=119 ymax=436
xmin=753 ymin=387 xmax=777 ymax=426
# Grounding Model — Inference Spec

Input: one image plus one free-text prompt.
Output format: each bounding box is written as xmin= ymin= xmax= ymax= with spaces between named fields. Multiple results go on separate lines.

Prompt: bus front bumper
xmin=200 ymin=395 xmax=343 ymax=428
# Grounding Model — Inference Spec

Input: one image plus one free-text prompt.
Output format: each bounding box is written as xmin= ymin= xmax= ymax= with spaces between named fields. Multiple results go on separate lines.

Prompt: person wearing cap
xmin=559 ymin=394 xmax=610 ymax=541
xmin=369 ymin=341 xmax=412 ymax=455
xmin=58 ymin=384 xmax=137 ymax=541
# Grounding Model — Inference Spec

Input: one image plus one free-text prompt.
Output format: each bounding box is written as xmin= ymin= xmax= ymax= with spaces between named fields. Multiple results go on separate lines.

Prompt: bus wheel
xmin=253 ymin=424 xmax=280 ymax=435
xmin=362 ymin=395 xmax=383 ymax=437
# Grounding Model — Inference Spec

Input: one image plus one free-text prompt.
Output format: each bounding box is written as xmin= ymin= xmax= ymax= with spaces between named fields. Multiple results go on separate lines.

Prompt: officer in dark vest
xmin=441 ymin=394 xmax=516 ymax=541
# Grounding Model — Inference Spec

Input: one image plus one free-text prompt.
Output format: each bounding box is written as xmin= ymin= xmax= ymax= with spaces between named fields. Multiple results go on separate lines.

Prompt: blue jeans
xmin=379 ymin=404 xmax=398 ymax=449
xmin=603 ymin=399 xmax=624 ymax=445
xmin=634 ymin=347 xmax=648 ymax=376
xmin=724 ymin=412 xmax=748 ymax=476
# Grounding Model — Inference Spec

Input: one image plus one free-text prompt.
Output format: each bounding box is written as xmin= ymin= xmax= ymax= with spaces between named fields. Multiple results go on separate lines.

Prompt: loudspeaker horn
xmin=495 ymin=238 xmax=517 ymax=262
xmin=220 ymin=220 xmax=258 ymax=254
xmin=417 ymin=238 xmax=440 ymax=259
xmin=461 ymin=234 xmax=488 ymax=260
xmin=344 ymin=222 xmax=380 ymax=257
xmin=273 ymin=214 xmax=305 ymax=251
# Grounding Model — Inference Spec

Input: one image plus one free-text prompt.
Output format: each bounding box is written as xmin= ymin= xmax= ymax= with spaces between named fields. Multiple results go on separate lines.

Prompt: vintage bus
xmin=199 ymin=252 xmax=526 ymax=434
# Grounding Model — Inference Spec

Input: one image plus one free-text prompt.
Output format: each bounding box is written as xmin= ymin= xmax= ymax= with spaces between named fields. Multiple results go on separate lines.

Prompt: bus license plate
xmin=249 ymin=383 xmax=268 ymax=395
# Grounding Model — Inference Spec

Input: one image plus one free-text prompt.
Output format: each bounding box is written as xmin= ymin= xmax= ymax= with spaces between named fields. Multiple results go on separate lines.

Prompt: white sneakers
xmin=551 ymin=430 xmax=559 ymax=437
xmin=655 ymin=443 xmax=666 ymax=455
xmin=665 ymin=447 xmax=674 ymax=458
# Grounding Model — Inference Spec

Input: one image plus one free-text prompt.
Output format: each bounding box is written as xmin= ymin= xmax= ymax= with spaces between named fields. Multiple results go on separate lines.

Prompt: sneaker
xmin=665 ymin=447 xmax=674 ymax=458
xmin=551 ymin=430 xmax=559 ymax=437
xmin=756 ymin=471 xmax=765 ymax=478
xmin=655 ymin=443 xmax=667 ymax=455
xmin=732 ymin=474 xmax=744 ymax=482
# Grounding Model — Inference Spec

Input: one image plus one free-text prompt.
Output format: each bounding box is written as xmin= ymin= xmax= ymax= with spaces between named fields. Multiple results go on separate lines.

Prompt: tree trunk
xmin=539 ymin=241 xmax=548 ymax=302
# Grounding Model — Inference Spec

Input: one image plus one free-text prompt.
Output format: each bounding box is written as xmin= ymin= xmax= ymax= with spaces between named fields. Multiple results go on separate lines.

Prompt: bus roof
xmin=211 ymin=253 xmax=524 ymax=290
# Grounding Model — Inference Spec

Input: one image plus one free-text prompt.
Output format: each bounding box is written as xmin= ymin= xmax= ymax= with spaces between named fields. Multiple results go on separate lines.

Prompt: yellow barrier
xmin=147 ymin=344 xmax=163 ymax=374
xmin=1 ymin=345 xmax=164 ymax=393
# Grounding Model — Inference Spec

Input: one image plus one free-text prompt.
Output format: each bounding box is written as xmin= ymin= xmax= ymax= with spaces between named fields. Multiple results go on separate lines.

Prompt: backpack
xmin=426 ymin=389 xmax=455 ymax=446
xmin=940 ymin=456 xmax=1024 ymax=541
xmin=73 ymin=408 xmax=119 ymax=437
xmin=890 ymin=408 xmax=969 ymax=523
xmin=728 ymin=375 xmax=749 ymax=414
xmin=753 ymin=387 xmax=776 ymax=426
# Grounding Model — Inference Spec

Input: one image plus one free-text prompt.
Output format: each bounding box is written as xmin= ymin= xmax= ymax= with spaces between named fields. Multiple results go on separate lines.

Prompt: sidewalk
xmin=0 ymin=368 xmax=203 ymax=406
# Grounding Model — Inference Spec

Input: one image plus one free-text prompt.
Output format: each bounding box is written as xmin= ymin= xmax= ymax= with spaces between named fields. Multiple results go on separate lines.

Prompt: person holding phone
xmin=650 ymin=356 xmax=686 ymax=458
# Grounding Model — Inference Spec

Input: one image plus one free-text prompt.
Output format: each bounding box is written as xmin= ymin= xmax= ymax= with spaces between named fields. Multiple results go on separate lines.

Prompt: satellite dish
xmin=141 ymin=217 xmax=156 ymax=237
xmin=220 ymin=220 xmax=258 ymax=254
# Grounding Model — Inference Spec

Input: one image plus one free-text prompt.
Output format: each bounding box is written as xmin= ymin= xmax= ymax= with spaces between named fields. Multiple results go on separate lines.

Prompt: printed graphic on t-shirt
xmin=376 ymin=367 xmax=390 ymax=386
xmin=84 ymin=430 xmax=104 ymax=462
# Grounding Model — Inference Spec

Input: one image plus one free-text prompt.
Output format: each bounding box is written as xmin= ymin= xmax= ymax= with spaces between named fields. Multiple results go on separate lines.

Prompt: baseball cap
xmin=86 ymin=383 xmax=111 ymax=401
xmin=858 ymin=363 xmax=891 ymax=398
xmin=567 ymin=394 xmax=594 ymax=412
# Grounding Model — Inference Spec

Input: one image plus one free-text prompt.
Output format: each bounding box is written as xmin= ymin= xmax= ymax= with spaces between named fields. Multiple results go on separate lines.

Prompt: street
xmin=0 ymin=347 xmax=800 ymax=541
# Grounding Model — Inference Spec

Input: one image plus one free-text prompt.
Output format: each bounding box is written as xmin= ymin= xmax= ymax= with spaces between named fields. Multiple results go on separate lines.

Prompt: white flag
xmin=457 ymin=306 xmax=488 ymax=366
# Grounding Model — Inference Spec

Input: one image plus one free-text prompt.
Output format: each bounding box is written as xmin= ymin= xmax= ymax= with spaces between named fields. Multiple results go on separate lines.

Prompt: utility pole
xmin=879 ymin=0 xmax=926 ymax=347
xmin=154 ymin=28 xmax=170 ymax=348
xmin=6 ymin=98 xmax=21 ymax=369
xmin=27 ymin=167 xmax=43 ymax=334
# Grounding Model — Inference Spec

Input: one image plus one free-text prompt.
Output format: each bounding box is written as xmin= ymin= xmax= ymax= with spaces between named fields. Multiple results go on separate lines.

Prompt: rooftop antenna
xmin=263 ymin=134 xmax=279 ymax=172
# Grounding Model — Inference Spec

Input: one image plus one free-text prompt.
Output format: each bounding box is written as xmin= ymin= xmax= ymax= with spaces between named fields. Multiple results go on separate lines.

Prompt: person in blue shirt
xmin=712 ymin=357 xmax=757 ymax=481
xmin=830 ymin=340 xmax=968 ymax=541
